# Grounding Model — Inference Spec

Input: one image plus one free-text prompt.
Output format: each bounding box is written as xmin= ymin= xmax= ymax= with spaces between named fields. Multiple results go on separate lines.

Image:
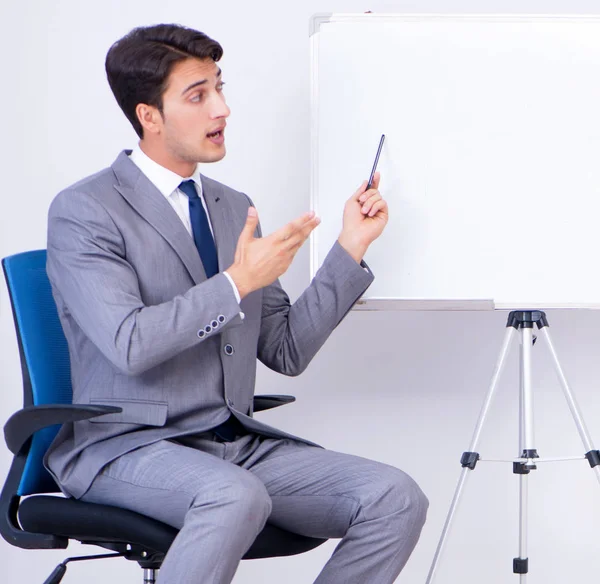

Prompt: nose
xmin=211 ymin=92 xmax=231 ymax=119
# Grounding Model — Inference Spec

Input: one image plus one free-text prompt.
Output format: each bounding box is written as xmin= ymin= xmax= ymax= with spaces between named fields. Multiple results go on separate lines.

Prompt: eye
xmin=217 ymin=81 xmax=226 ymax=92
xmin=190 ymin=91 xmax=204 ymax=103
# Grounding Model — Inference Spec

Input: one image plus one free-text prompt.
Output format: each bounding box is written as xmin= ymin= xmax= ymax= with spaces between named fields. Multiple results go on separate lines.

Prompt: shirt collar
xmin=129 ymin=144 xmax=204 ymax=199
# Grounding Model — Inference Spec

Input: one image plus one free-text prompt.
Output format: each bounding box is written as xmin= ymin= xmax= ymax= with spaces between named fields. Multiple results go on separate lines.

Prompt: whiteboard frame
xmin=309 ymin=13 xmax=600 ymax=311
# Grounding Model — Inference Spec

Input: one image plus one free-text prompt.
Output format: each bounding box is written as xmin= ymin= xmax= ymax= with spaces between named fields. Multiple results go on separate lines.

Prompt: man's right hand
xmin=226 ymin=207 xmax=320 ymax=299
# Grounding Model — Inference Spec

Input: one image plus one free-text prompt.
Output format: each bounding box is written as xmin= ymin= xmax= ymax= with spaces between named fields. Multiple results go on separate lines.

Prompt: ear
xmin=135 ymin=103 xmax=162 ymax=136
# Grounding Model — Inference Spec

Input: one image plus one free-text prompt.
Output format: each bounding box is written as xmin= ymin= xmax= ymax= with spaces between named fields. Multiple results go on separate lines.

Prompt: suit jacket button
xmin=205 ymin=325 xmax=212 ymax=333
xmin=197 ymin=330 xmax=206 ymax=339
xmin=224 ymin=344 xmax=234 ymax=355
xmin=211 ymin=320 xmax=219 ymax=328
xmin=218 ymin=315 xmax=226 ymax=323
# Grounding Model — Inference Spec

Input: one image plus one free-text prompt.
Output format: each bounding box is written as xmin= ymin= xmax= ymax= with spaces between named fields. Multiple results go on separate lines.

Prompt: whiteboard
xmin=310 ymin=14 xmax=600 ymax=310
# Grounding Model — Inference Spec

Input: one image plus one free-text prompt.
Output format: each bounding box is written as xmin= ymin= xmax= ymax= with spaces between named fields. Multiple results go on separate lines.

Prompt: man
xmin=45 ymin=23 xmax=427 ymax=584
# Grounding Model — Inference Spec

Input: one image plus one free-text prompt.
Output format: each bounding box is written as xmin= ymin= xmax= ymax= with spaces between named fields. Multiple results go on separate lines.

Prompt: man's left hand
xmin=337 ymin=172 xmax=388 ymax=263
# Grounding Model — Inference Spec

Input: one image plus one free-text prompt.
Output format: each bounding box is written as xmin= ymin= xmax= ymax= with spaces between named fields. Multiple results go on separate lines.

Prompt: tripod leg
xmin=514 ymin=326 xmax=537 ymax=582
xmin=538 ymin=326 xmax=600 ymax=485
xmin=520 ymin=327 xmax=536 ymax=461
xmin=517 ymin=474 xmax=529 ymax=582
xmin=518 ymin=333 xmax=527 ymax=581
xmin=425 ymin=325 xmax=517 ymax=584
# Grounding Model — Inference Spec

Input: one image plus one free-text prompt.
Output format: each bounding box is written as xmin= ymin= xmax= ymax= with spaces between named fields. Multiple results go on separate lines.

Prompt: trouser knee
xmin=191 ymin=473 xmax=272 ymax=531
xmin=367 ymin=468 xmax=429 ymax=530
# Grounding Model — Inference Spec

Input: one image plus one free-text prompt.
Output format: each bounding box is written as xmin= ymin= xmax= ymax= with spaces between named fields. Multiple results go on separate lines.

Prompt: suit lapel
xmin=112 ymin=151 xmax=207 ymax=284
xmin=202 ymin=175 xmax=236 ymax=274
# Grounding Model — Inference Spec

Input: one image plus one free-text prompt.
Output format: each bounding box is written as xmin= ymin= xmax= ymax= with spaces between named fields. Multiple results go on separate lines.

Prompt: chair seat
xmin=18 ymin=496 xmax=326 ymax=559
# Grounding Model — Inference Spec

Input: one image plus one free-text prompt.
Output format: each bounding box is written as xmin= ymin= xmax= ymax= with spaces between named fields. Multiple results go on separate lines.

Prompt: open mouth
xmin=207 ymin=129 xmax=223 ymax=139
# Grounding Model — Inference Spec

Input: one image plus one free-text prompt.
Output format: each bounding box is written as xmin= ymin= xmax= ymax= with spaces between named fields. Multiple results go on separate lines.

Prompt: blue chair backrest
xmin=2 ymin=250 xmax=72 ymax=495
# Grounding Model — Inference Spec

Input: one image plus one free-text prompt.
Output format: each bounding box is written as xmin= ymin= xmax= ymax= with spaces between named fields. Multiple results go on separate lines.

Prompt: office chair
xmin=1 ymin=249 xmax=326 ymax=583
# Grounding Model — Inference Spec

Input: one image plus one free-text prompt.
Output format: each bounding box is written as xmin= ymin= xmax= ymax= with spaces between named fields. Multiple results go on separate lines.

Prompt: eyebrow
xmin=181 ymin=67 xmax=222 ymax=95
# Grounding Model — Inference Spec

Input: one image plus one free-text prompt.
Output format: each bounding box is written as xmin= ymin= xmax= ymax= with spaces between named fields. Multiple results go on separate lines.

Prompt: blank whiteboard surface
xmin=310 ymin=14 xmax=600 ymax=309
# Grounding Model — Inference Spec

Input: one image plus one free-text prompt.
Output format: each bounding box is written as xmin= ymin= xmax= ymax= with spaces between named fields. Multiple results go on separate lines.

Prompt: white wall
xmin=2 ymin=1 xmax=600 ymax=583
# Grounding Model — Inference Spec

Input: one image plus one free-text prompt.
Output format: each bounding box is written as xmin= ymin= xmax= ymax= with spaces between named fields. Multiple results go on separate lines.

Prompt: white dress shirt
xmin=128 ymin=146 xmax=241 ymax=304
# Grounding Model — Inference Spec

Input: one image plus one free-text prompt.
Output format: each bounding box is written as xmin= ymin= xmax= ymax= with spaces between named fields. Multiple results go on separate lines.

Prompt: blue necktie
xmin=178 ymin=180 xmax=219 ymax=278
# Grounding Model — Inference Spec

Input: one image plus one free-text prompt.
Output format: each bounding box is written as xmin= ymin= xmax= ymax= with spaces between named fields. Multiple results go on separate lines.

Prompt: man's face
xmin=156 ymin=58 xmax=230 ymax=164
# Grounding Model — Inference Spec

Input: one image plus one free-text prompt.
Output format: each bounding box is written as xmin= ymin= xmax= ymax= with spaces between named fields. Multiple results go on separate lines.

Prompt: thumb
xmin=372 ymin=171 xmax=381 ymax=190
xmin=240 ymin=206 xmax=259 ymax=241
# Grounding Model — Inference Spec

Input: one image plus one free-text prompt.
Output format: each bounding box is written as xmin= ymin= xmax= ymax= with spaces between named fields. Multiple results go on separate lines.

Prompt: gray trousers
xmin=80 ymin=433 xmax=428 ymax=583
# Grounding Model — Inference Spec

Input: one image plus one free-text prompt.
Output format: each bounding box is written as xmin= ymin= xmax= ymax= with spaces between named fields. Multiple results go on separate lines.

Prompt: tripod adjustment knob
xmin=460 ymin=452 xmax=480 ymax=470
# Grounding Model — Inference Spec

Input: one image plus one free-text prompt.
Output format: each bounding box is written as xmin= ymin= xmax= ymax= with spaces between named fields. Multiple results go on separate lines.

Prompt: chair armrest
xmin=253 ymin=395 xmax=295 ymax=413
xmin=4 ymin=404 xmax=122 ymax=454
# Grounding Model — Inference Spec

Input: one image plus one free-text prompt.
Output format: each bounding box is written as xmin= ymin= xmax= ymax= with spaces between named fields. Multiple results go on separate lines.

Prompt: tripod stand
xmin=426 ymin=310 xmax=600 ymax=583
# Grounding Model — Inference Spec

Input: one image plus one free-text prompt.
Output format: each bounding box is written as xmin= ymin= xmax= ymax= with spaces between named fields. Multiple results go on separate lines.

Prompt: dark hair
xmin=105 ymin=24 xmax=223 ymax=138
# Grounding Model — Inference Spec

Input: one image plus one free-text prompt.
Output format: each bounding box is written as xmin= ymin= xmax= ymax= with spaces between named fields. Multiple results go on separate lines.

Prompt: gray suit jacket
xmin=44 ymin=150 xmax=374 ymax=499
